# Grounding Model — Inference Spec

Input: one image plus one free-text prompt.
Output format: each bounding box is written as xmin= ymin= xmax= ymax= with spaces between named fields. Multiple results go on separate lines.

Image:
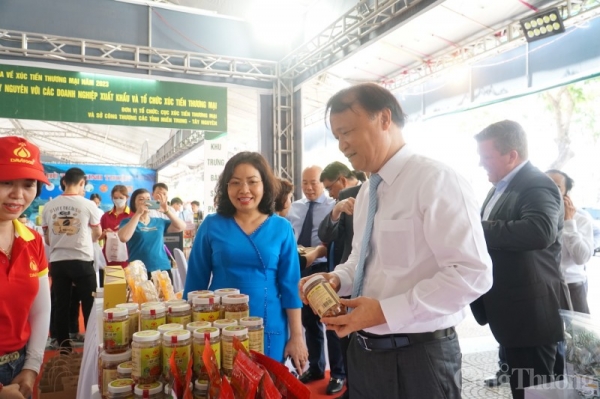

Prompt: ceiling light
xmin=520 ymin=8 xmax=565 ymax=43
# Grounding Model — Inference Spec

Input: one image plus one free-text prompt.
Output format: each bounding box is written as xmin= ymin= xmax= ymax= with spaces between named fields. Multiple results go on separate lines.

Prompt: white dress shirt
xmin=562 ymin=209 xmax=595 ymax=284
xmin=333 ymin=146 xmax=493 ymax=335
xmin=286 ymin=193 xmax=336 ymax=263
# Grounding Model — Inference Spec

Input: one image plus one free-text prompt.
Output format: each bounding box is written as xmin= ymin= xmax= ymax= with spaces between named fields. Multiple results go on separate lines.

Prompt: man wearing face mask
xmin=99 ymin=185 xmax=131 ymax=280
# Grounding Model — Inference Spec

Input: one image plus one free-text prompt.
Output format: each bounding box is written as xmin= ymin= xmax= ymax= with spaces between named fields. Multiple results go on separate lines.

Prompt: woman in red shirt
xmin=99 ymin=185 xmax=131 ymax=282
xmin=0 ymin=137 xmax=52 ymax=399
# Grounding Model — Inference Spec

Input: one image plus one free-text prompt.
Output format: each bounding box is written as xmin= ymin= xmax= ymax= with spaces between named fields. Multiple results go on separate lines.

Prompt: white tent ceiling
xmin=0 ymin=0 xmax=570 ymax=171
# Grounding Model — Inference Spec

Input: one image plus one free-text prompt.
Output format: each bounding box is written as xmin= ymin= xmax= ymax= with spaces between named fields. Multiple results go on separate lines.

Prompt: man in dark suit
xmin=471 ymin=120 xmax=564 ymax=399
xmin=318 ymin=162 xmax=363 ymax=398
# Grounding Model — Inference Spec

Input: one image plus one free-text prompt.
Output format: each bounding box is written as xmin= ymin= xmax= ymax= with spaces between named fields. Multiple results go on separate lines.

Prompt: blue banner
xmin=25 ymin=163 xmax=156 ymax=223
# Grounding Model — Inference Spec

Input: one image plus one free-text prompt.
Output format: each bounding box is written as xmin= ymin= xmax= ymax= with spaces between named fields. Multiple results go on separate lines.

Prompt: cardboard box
xmin=103 ymin=266 xmax=126 ymax=310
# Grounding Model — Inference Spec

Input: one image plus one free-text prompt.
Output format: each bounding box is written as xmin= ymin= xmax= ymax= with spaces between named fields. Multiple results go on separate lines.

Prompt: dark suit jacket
xmin=470 ymin=162 xmax=565 ymax=348
xmin=318 ymin=184 xmax=362 ymax=266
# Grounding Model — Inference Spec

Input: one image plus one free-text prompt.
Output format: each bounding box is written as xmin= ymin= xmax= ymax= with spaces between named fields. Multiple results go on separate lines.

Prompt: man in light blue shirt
xmin=286 ymin=166 xmax=345 ymax=394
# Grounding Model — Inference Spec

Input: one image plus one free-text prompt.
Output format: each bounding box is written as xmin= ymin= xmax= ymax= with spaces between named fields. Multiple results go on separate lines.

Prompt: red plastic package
xmin=257 ymin=364 xmax=282 ymax=399
xmin=203 ymin=336 xmax=222 ymax=399
xmin=230 ymin=349 xmax=264 ymax=399
xmin=250 ymin=351 xmax=310 ymax=399
xmin=219 ymin=375 xmax=235 ymax=399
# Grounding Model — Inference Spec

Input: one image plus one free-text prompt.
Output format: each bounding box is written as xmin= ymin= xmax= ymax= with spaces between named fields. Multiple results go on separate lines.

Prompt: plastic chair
xmin=174 ymin=248 xmax=188 ymax=289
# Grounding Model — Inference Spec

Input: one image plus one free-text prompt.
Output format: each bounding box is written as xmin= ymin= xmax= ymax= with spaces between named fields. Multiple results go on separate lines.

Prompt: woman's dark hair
xmin=275 ymin=179 xmax=294 ymax=212
xmin=90 ymin=193 xmax=102 ymax=202
xmin=215 ymin=152 xmax=279 ymax=217
xmin=129 ymin=188 xmax=149 ymax=213
xmin=111 ymin=185 xmax=129 ymax=198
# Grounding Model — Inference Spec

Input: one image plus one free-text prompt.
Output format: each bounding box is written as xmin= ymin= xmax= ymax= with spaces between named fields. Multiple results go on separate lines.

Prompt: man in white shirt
xmin=546 ymin=169 xmax=594 ymax=313
xmin=42 ymin=168 xmax=101 ymax=351
xmin=170 ymin=197 xmax=193 ymax=222
xmin=304 ymin=83 xmax=493 ymax=398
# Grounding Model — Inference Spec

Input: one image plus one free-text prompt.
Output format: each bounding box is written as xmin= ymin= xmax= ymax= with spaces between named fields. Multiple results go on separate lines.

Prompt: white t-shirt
xmin=42 ymin=195 xmax=101 ymax=262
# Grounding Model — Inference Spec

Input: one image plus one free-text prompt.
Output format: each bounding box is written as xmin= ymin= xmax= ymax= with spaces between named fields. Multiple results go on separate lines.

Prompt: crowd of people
xmin=0 ymin=82 xmax=597 ymax=399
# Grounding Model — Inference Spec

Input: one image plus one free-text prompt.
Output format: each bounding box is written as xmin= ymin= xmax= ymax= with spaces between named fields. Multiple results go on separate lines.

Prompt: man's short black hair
xmin=191 ymin=200 xmax=200 ymax=207
xmin=326 ymin=83 xmax=406 ymax=128
xmin=153 ymin=182 xmax=168 ymax=193
xmin=546 ymin=169 xmax=575 ymax=194
xmin=63 ymin=167 xmax=87 ymax=187
xmin=171 ymin=197 xmax=183 ymax=205
xmin=320 ymin=161 xmax=353 ymax=182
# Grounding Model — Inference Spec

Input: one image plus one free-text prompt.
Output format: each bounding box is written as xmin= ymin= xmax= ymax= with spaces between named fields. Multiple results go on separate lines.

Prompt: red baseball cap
xmin=0 ymin=136 xmax=50 ymax=185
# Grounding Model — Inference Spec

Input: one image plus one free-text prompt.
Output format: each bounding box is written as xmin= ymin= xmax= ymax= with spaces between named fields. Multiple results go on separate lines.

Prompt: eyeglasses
xmin=324 ymin=177 xmax=340 ymax=192
xmin=227 ymin=179 xmax=262 ymax=189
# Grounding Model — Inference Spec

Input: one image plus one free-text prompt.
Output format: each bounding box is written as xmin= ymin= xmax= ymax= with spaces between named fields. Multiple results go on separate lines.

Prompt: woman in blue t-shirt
xmin=118 ymin=188 xmax=186 ymax=281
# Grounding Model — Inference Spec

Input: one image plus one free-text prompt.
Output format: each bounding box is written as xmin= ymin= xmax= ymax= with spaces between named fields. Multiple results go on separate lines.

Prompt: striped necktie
xmin=352 ymin=174 xmax=382 ymax=298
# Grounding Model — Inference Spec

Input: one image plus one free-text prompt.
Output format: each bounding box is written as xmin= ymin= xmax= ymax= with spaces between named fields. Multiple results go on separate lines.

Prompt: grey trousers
xmin=347 ymin=331 xmax=462 ymax=399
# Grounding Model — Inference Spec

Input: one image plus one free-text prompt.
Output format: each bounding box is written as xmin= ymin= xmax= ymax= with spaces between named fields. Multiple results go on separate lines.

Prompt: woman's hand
xmin=11 ymin=369 xmax=37 ymax=398
xmin=283 ymin=334 xmax=308 ymax=376
xmin=155 ymin=192 xmax=169 ymax=213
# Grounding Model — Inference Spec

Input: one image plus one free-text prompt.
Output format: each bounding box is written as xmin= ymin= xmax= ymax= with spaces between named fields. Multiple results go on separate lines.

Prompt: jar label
xmin=306 ymin=283 xmax=340 ymax=318
xmin=132 ymin=346 xmax=161 ymax=380
xmin=163 ymin=345 xmax=191 ymax=377
xmin=141 ymin=315 xmax=166 ymax=331
xmin=104 ymin=320 xmax=129 ymax=349
xmin=222 ymin=338 xmax=249 ymax=371
xmin=129 ymin=313 xmax=139 ymax=336
xmin=224 ymin=310 xmax=249 ymax=321
xmin=248 ymin=330 xmax=264 ymax=354
xmin=193 ymin=310 xmax=220 ymax=323
xmin=102 ymin=369 xmax=118 ymax=395
xmin=193 ymin=341 xmax=221 ymax=377
xmin=168 ymin=314 xmax=192 ymax=327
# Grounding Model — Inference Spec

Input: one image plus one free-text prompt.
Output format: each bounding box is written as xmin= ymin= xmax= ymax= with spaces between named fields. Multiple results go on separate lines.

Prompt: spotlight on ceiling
xmin=520 ymin=8 xmax=565 ymax=43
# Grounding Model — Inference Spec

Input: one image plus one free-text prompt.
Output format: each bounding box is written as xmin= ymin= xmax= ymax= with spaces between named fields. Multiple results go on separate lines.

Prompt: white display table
xmin=76 ymin=297 xmax=103 ymax=399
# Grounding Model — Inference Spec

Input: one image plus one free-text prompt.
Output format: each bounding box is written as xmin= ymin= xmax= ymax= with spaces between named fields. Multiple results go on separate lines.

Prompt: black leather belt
xmin=356 ymin=327 xmax=455 ymax=351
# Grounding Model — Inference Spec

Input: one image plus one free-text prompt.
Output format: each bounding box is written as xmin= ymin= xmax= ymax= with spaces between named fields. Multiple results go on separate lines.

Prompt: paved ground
xmin=457 ymin=255 xmax=600 ymax=398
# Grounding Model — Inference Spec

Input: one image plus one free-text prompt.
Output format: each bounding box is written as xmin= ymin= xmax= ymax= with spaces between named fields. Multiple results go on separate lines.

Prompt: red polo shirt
xmin=0 ymin=220 xmax=48 ymax=355
xmin=100 ymin=206 xmax=132 ymax=268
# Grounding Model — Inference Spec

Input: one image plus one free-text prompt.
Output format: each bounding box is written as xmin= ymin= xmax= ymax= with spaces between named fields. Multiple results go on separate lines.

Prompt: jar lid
xmin=222 ymin=326 xmax=248 ymax=337
xmin=213 ymin=319 xmax=238 ymax=329
xmin=193 ymin=327 xmax=220 ymax=339
xmin=168 ymin=303 xmax=191 ymax=313
xmin=134 ymin=381 xmax=163 ymax=395
xmin=117 ymin=361 xmax=134 ymax=372
xmin=302 ymin=274 xmax=327 ymax=293
xmin=186 ymin=321 xmax=211 ymax=333
xmin=222 ymin=294 xmax=249 ymax=304
xmin=192 ymin=295 xmax=219 ymax=306
xmin=104 ymin=307 xmax=128 ymax=319
xmin=163 ymin=329 xmax=191 ymax=342
xmin=107 ymin=378 xmax=135 ymax=394
xmin=132 ymin=330 xmax=160 ymax=342
xmin=141 ymin=301 xmax=166 ymax=309
xmin=157 ymin=323 xmax=183 ymax=334
xmin=187 ymin=290 xmax=213 ymax=302
xmin=166 ymin=299 xmax=187 ymax=306
xmin=240 ymin=317 xmax=263 ymax=327
xmin=195 ymin=379 xmax=209 ymax=390
xmin=214 ymin=288 xmax=240 ymax=297
xmin=100 ymin=349 xmax=131 ymax=362
xmin=141 ymin=306 xmax=166 ymax=316
xmin=116 ymin=303 xmax=139 ymax=312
